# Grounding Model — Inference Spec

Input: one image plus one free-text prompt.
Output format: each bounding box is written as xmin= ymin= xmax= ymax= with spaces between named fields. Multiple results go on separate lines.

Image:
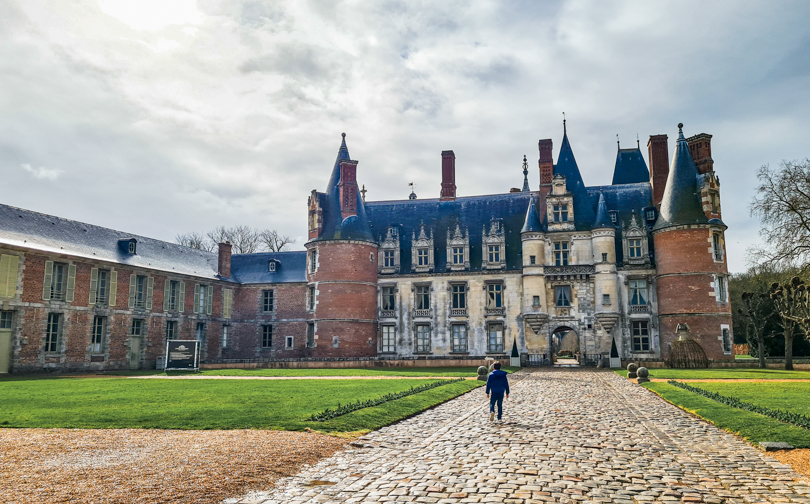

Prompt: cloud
xmin=21 ymin=164 xmax=63 ymax=181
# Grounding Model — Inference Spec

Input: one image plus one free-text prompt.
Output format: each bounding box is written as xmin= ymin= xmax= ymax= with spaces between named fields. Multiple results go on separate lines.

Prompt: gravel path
xmin=0 ymin=429 xmax=346 ymax=504
xmin=227 ymin=369 xmax=810 ymax=504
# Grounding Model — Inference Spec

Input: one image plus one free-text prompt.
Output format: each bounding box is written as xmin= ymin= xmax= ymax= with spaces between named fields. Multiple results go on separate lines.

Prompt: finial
xmin=360 ymin=184 xmax=367 ymax=201
xmin=521 ymin=155 xmax=530 ymax=192
xmin=677 ymin=123 xmax=683 ymax=132
xmin=341 ymin=132 xmax=346 ymax=139
xmin=522 ymin=155 xmax=528 ymax=175
xmin=562 ymin=112 xmax=566 ymax=133
xmin=616 ymin=134 xmax=620 ymax=150
xmin=408 ymin=182 xmax=417 ymax=200
xmin=636 ymin=133 xmax=640 ymax=149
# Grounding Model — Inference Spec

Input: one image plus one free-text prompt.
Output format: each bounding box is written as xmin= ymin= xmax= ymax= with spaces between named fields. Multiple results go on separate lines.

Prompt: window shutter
xmin=145 ymin=276 xmax=154 ymax=310
xmin=206 ymin=285 xmax=213 ymax=315
xmin=42 ymin=260 xmax=54 ymax=301
xmin=128 ymin=274 xmax=137 ymax=309
xmin=223 ymin=289 xmax=233 ymax=319
xmin=0 ymin=254 xmax=19 ymax=298
xmin=178 ymin=282 xmax=185 ymax=313
xmin=109 ymin=270 xmax=118 ymax=306
xmin=89 ymin=268 xmax=98 ymax=305
xmin=163 ymin=279 xmax=171 ymax=311
xmin=65 ymin=264 xmax=77 ymax=303
xmin=193 ymin=284 xmax=200 ymax=314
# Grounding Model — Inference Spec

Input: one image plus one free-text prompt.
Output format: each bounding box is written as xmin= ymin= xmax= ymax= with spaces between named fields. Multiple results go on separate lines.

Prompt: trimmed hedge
xmin=667 ymin=380 xmax=810 ymax=430
xmin=309 ymin=378 xmax=465 ymax=422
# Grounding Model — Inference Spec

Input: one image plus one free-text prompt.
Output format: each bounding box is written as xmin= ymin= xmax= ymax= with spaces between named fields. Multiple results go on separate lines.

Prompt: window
xmin=165 ymin=320 xmax=177 ymax=341
xmin=529 ymin=255 xmax=536 ymax=265
xmin=628 ymin=238 xmax=643 ymax=258
xmin=415 ymin=285 xmax=430 ymax=310
xmin=370 ymin=252 xmax=374 ymax=263
xmin=486 ymin=283 xmax=503 ymax=308
xmin=722 ymin=327 xmax=732 ymax=354
xmin=262 ymin=290 xmax=274 ymax=312
xmin=415 ymin=325 xmax=431 ymax=352
xmin=221 ymin=325 xmax=229 ymax=348
xmin=269 ymin=261 xmax=276 ymax=272
xmin=307 ymin=322 xmax=315 ymax=348
xmin=195 ymin=322 xmax=206 ymax=342
xmin=285 ymin=336 xmax=293 ymax=349
xmin=488 ymin=323 xmax=504 ymax=353
xmin=555 ymin=286 xmax=571 ymax=307
xmin=384 ymin=250 xmax=395 ymax=268
xmin=45 ymin=313 xmax=61 ymax=352
xmin=553 ymin=204 xmax=569 ymax=223
xmin=167 ymin=280 xmax=178 ymax=311
xmin=91 ymin=316 xmax=105 ymax=353
xmin=131 ymin=319 xmax=143 ymax=337
xmin=135 ymin=275 xmax=147 ymax=308
xmin=452 ymin=247 xmax=464 ymax=265
xmin=417 ymin=248 xmax=429 ymax=266
xmin=381 ymin=325 xmax=396 ymax=353
xmin=601 ymin=253 xmax=608 ymax=262
xmin=645 ymin=209 xmax=656 ymax=221
xmin=0 ymin=311 xmax=12 ymax=329
xmin=451 ymin=284 xmax=466 ymax=310
xmin=262 ymin=325 xmax=273 ymax=348
xmin=488 ymin=245 xmax=501 ymax=263
xmin=128 ymin=242 xmax=136 ymax=254
xmin=629 ymin=280 xmax=648 ymax=306
xmin=632 ymin=321 xmax=650 ymax=352
xmin=609 ymin=211 xmax=618 ymax=224
xmin=717 ymin=276 xmax=727 ymax=303
xmin=51 ymin=263 xmax=67 ymax=301
xmin=554 ymin=242 xmax=569 ymax=266
xmin=713 ymin=232 xmax=723 ymax=261
xmin=309 ymin=250 xmax=317 ymax=272
xmin=381 ymin=286 xmax=396 ymax=311
xmin=95 ymin=270 xmax=110 ymax=305
xmin=602 ymin=294 xmax=611 ymax=305
xmin=197 ymin=284 xmax=206 ymax=313
xmin=710 ymin=193 xmax=720 ymax=214
xmin=532 ymin=295 xmax=540 ymax=307
xmin=452 ymin=324 xmax=467 ymax=353
xmin=307 ymin=286 xmax=316 ymax=311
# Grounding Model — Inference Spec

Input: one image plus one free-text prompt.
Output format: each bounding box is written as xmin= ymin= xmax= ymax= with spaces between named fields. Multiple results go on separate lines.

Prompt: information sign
xmin=165 ymin=340 xmax=199 ymax=371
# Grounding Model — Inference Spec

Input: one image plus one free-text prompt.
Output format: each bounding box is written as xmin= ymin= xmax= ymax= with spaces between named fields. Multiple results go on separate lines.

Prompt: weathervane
xmin=616 ymin=134 xmax=620 ymax=150
xmin=360 ymin=184 xmax=367 ymax=201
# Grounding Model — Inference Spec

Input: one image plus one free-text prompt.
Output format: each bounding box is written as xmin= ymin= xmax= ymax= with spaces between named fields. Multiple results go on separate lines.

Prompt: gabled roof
xmin=611 ymin=147 xmax=650 ymax=185
xmin=0 ymin=203 xmax=221 ymax=279
xmin=230 ymin=251 xmax=306 ymax=284
xmin=521 ymin=196 xmax=542 ymax=233
xmin=653 ymin=124 xmax=710 ymax=231
xmin=310 ymin=134 xmax=375 ymax=243
xmin=554 ymin=124 xmax=596 ymax=230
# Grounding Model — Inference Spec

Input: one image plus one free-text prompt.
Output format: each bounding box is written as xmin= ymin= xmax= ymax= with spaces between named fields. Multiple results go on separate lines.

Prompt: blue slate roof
xmin=653 ymin=125 xmax=710 ymax=231
xmin=366 ymin=192 xmax=541 ymax=273
xmin=554 ymin=126 xmax=596 ymax=230
xmin=593 ymin=191 xmax=612 ymax=228
xmin=230 ymin=251 xmax=307 ymax=284
xmin=521 ymin=196 xmax=543 ymax=233
xmin=611 ymin=148 xmax=650 ymax=185
xmin=310 ymin=135 xmax=376 ymax=243
xmin=586 ymin=183 xmax=655 ymax=266
xmin=0 ymin=203 xmax=221 ymax=279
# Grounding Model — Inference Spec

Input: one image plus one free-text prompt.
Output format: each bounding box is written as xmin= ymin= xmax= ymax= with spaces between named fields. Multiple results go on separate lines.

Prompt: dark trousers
xmin=489 ymin=392 xmax=504 ymax=419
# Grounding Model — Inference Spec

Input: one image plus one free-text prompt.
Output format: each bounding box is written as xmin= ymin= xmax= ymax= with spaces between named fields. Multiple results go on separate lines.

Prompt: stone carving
xmin=477 ymin=366 xmax=488 ymax=381
xmin=636 ymin=366 xmax=650 ymax=383
xmin=627 ymin=362 xmax=638 ymax=379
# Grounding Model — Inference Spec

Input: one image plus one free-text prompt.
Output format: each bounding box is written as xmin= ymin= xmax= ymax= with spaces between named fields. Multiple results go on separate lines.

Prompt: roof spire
xmin=636 ymin=133 xmax=640 ymax=149
xmin=593 ymin=189 xmax=612 ymax=228
xmin=562 ymin=112 xmax=566 ymax=134
xmin=678 ymin=122 xmax=685 ymax=139
xmin=616 ymin=134 xmax=620 ymax=151
xmin=521 ymin=155 xmax=530 ymax=192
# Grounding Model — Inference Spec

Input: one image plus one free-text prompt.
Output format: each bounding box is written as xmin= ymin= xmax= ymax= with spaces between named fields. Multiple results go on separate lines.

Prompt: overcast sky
xmin=2 ymin=0 xmax=809 ymax=273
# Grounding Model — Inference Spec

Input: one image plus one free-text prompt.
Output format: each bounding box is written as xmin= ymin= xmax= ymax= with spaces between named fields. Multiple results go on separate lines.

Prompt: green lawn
xmin=0 ymin=377 xmax=482 ymax=432
xmin=198 ymin=366 xmax=519 ymax=377
xmin=615 ymin=368 xmax=810 ymax=380
xmin=690 ymin=381 xmax=810 ymax=416
xmin=646 ymin=381 xmax=810 ymax=448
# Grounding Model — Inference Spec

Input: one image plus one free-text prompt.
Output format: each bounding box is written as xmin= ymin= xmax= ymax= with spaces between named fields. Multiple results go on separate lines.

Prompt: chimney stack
xmin=538 ymin=139 xmax=553 ymax=185
xmin=647 ymin=134 xmax=669 ymax=208
xmin=337 ymin=159 xmax=359 ymax=220
xmin=218 ymin=241 xmax=232 ymax=278
xmin=440 ymin=150 xmax=456 ymax=200
xmin=687 ymin=133 xmax=713 ymax=174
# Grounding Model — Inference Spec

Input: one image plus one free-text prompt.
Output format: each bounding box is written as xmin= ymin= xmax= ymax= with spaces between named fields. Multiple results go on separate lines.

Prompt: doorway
xmin=0 ymin=311 xmax=13 ymax=373
xmin=551 ymin=326 xmax=579 ymax=364
xmin=129 ymin=337 xmax=141 ymax=370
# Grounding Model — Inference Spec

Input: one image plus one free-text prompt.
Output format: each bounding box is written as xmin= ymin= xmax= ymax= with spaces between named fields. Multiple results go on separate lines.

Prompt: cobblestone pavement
xmin=225 ymin=369 xmax=810 ymax=504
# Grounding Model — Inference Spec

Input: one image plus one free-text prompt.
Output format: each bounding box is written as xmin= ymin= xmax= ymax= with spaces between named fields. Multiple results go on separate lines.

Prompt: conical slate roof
xmin=611 ymin=148 xmax=650 ymax=185
xmin=593 ymin=191 xmax=613 ymax=228
xmin=311 ymin=134 xmax=375 ymax=243
xmin=521 ymin=196 xmax=542 ymax=233
xmin=555 ymin=124 xmax=596 ymax=230
xmin=653 ymin=124 xmax=709 ymax=231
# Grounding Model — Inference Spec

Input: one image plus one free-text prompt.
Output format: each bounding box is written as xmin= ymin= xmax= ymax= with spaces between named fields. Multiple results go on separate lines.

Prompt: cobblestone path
xmin=226 ymin=369 xmax=810 ymax=504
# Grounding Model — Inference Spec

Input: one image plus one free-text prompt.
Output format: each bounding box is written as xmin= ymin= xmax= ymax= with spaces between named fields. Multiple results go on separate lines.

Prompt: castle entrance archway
xmin=551 ymin=326 xmax=580 ymax=363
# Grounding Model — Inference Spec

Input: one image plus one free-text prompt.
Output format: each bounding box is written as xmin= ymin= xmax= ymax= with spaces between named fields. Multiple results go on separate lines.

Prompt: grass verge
xmin=614 ymin=368 xmax=810 ymax=380
xmin=198 ymin=366 xmax=519 ymax=377
xmin=645 ymin=381 xmax=810 ymax=448
xmin=0 ymin=377 xmax=483 ymax=432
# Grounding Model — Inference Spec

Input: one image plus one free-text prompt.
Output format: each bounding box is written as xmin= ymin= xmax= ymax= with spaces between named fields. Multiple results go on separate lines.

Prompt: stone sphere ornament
xmin=627 ymin=362 xmax=638 ymax=379
xmin=477 ymin=366 xmax=489 ymax=381
xmin=636 ymin=367 xmax=650 ymax=383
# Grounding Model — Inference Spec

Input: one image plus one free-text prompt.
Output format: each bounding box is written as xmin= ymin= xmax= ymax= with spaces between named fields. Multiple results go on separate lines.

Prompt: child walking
xmin=485 ymin=362 xmax=510 ymax=421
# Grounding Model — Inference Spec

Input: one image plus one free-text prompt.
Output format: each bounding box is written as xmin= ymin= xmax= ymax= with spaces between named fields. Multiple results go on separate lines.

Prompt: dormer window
xmin=268 ymin=261 xmax=277 ymax=272
xmin=128 ymin=242 xmax=136 ymax=254
xmin=379 ymin=227 xmax=401 ymax=274
xmin=118 ymin=238 xmax=137 ymax=255
xmin=645 ymin=209 xmax=656 ymax=222
xmin=553 ymin=204 xmax=569 ymax=223
xmin=417 ymin=249 xmax=429 ymax=266
xmin=411 ymin=223 xmax=434 ymax=273
xmin=488 ymin=245 xmax=501 ymax=263
xmin=482 ymin=218 xmax=506 ymax=270
xmin=446 ymin=224 xmax=470 ymax=272
xmin=628 ymin=239 xmax=643 ymax=258
xmin=609 ymin=211 xmax=618 ymax=224
xmin=622 ymin=212 xmax=650 ymax=266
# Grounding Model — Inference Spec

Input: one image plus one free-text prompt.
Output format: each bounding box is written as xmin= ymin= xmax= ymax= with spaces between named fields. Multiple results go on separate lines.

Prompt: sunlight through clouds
xmin=97 ymin=0 xmax=203 ymax=30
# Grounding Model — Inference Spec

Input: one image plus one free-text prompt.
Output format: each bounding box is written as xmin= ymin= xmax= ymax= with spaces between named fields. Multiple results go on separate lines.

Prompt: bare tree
xmin=738 ymin=289 xmax=774 ymax=369
xmin=176 ymin=232 xmax=214 ymax=252
xmin=769 ymin=277 xmax=809 ymax=370
xmin=259 ymin=229 xmax=295 ymax=252
xmin=750 ymin=159 xmax=810 ymax=270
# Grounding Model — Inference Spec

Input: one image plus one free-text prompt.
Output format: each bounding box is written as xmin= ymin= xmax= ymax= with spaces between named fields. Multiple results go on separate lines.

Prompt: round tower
xmin=305 ymin=134 xmax=378 ymax=358
xmin=591 ymin=191 xmax=620 ymax=340
xmin=652 ymin=124 xmax=732 ymax=361
xmin=520 ymin=196 xmax=549 ymax=357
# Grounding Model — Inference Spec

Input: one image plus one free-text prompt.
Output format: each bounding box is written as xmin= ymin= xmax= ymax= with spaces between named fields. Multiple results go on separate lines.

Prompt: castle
xmin=0 ymin=122 xmax=732 ymax=373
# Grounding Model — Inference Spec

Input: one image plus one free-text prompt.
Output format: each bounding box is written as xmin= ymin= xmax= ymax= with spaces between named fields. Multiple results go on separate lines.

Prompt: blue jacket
xmin=486 ymin=369 xmax=510 ymax=395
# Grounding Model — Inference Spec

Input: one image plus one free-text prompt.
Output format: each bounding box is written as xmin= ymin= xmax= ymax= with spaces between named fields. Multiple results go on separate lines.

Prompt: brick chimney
xmin=440 ymin=150 xmax=456 ymax=201
xmin=687 ymin=133 xmax=713 ymax=174
xmin=337 ymin=159 xmax=359 ymax=220
xmin=647 ymin=134 xmax=669 ymax=208
xmin=538 ymin=139 xmax=553 ymax=185
xmin=218 ymin=241 xmax=232 ymax=278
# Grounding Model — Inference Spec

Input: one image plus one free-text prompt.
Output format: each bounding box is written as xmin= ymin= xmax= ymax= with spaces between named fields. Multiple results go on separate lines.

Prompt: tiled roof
xmin=554 ymin=127 xmax=596 ymax=230
xmin=653 ymin=125 xmax=710 ymax=231
xmin=230 ymin=251 xmax=306 ymax=284
xmin=612 ymin=147 xmax=650 ymax=185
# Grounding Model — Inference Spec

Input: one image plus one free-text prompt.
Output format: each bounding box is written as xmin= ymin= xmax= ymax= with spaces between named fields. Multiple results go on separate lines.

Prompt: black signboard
xmin=165 ymin=340 xmax=199 ymax=371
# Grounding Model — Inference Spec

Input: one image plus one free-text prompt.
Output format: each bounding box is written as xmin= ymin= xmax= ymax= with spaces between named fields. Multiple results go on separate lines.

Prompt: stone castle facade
xmin=0 ymin=123 xmax=732 ymax=373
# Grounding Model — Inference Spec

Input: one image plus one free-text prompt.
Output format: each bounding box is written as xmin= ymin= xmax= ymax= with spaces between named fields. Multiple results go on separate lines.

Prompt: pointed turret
xmin=653 ymin=124 xmax=709 ymax=232
xmin=521 ymin=196 xmax=541 ymax=233
xmin=554 ymin=121 xmax=596 ymax=229
xmin=593 ymin=191 xmax=612 ymax=228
